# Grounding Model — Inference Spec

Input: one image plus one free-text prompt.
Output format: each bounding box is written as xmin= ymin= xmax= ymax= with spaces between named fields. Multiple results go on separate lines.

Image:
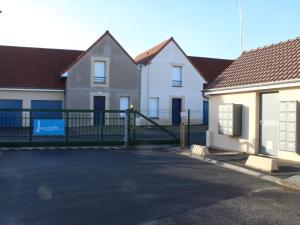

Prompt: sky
xmin=0 ymin=0 xmax=299 ymax=59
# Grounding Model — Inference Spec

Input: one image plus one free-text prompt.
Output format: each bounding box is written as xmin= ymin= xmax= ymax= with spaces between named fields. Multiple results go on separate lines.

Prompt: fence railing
xmin=0 ymin=109 xmax=181 ymax=147
xmin=0 ymin=109 xmax=126 ymax=146
xmin=138 ymin=109 xmax=206 ymax=125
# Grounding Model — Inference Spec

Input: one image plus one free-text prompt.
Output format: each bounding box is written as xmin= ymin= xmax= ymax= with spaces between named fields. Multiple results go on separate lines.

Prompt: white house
xmin=135 ymin=37 xmax=232 ymax=125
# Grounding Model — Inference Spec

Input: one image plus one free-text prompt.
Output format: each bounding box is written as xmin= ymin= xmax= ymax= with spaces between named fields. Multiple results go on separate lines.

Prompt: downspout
xmin=137 ymin=64 xmax=143 ymax=112
xmin=147 ymin=63 xmax=151 ymax=117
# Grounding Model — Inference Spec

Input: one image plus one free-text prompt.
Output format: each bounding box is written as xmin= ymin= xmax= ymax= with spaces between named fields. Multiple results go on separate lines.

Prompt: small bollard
xmin=180 ymin=122 xmax=185 ymax=150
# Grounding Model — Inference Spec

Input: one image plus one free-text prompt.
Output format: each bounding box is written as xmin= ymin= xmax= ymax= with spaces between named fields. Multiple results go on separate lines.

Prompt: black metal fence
xmin=137 ymin=109 xmax=208 ymax=146
xmin=0 ymin=108 xmax=208 ymax=147
xmin=0 ymin=109 xmax=126 ymax=146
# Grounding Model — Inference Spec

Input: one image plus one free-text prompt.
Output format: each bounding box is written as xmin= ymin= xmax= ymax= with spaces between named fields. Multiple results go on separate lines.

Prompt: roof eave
xmin=205 ymin=78 xmax=300 ymax=95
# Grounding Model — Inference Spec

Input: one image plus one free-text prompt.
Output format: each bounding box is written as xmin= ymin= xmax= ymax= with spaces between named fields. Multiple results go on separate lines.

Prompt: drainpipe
xmin=137 ymin=64 xmax=143 ymax=112
xmin=147 ymin=62 xmax=151 ymax=117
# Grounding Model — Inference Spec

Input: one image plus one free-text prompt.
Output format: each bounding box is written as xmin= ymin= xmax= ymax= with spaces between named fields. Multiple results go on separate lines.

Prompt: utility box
xmin=279 ymin=101 xmax=299 ymax=153
xmin=218 ymin=104 xmax=242 ymax=136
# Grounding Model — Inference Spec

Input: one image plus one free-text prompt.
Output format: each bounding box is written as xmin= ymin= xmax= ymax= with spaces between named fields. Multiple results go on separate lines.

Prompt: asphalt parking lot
xmin=0 ymin=147 xmax=299 ymax=225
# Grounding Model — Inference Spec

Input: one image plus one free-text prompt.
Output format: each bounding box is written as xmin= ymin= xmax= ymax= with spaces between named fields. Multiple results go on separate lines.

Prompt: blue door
xmin=0 ymin=99 xmax=22 ymax=127
xmin=94 ymin=96 xmax=105 ymax=125
xmin=31 ymin=100 xmax=63 ymax=119
xmin=172 ymin=98 xmax=182 ymax=125
xmin=203 ymin=101 xmax=209 ymax=125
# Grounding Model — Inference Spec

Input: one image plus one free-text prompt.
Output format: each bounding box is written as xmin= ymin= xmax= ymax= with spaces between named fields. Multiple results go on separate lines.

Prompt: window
xmin=120 ymin=97 xmax=130 ymax=117
xmin=94 ymin=61 xmax=106 ymax=83
xmin=120 ymin=97 xmax=130 ymax=111
xmin=149 ymin=98 xmax=159 ymax=118
xmin=172 ymin=66 xmax=182 ymax=87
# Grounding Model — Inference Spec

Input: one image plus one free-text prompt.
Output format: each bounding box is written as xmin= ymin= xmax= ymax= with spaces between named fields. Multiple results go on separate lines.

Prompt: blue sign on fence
xmin=33 ymin=119 xmax=65 ymax=136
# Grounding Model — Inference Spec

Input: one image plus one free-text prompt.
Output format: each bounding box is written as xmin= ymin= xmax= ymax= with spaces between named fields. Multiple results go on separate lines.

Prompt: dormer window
xmin=172 ymin=66 xmax=182 ymax=87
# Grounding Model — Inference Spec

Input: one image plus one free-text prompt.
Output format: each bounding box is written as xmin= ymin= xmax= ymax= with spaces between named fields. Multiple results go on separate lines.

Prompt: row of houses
xmin=1 ymin=30 xmax=300 ymax=162
xmin=0 ymin=31 xmax=232 ymax=126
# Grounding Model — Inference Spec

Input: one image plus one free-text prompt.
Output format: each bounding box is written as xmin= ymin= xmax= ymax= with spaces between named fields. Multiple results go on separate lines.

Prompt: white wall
xmin=208 ymin=87 xmax=300 ymax=162
xmin=208 ymin=92 xmax=258 ymax=155
xmin=140 ymin=41 xmax=205 ymax=124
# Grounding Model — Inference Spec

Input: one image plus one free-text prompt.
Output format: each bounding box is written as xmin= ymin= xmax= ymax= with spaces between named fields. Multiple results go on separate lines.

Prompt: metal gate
xmin=0 ymin=109 xmax=125 ymax=146
xmin=127 ymin=110 xmax=179 ymax=145
xmin=0 ymin=109 xmax=179 ymax=147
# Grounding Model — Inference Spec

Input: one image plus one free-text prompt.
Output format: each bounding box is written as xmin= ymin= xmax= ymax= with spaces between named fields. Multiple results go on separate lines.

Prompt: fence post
xmin=187 ymin=109 xmax=190 ymax=147
xmin=65 ymin=111 xmax=69 ymax=143
xmin=29 ymin=110 xmax=33 ymax=143
xmin=180 ymin=122 xmax=185 ymax=149
xmin=124 ymin=109 xmax=129 ymax=148
xmin=133 ymin=110 xmax=136 ymax=144
xmin=100 ymin=111 xmax=104 ymax=143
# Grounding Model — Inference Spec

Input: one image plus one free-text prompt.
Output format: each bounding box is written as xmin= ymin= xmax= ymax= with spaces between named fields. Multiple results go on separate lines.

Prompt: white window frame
xmin=120 ymin=96 xmax=130 ymax=110
xmin=91 ymin=57 xmax=110 ymax=87
xmin=171 ymin=66 xmax=182 ymax=87
xmin=94 ymin=61 xmax=106 ymax=83
xmin=149 ymin=97 xmax=159 ymax=119
xmin=120 ymin=96 xmax=130 ymax=117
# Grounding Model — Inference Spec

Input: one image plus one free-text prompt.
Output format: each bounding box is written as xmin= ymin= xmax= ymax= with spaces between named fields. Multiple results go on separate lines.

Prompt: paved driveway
xmin=0 ymin=148 xmax=299 ymax=225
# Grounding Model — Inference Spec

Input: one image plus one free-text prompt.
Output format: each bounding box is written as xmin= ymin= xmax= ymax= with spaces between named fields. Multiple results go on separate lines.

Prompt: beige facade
xmin=208 ymin=86 xmax=300 ymax=162
xmin=65 ymin=33 xmax=139 ymax=111
xmin=0 ymin=89 xmax=64 ymax=108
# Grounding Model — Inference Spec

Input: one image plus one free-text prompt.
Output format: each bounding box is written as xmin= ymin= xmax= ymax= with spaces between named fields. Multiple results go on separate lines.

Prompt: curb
xmin=168 ymin=148 xmax=300 ymax=192
xmin=0 ymin=146 xmax=123 ymax=151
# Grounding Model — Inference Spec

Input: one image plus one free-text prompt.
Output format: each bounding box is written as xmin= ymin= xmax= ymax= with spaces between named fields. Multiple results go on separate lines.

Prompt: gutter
xmin=0 ymin=88 xmax=65 ymax=92
xmin=205 ymin=78 xmax=300 ymax=95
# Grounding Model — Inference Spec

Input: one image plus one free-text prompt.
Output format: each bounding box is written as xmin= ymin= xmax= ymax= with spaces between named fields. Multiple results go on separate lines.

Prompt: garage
xmin=31 ymin=100 xmax=63 ymax=119
xmin=0 ymin=99 xmax=22 ymax=127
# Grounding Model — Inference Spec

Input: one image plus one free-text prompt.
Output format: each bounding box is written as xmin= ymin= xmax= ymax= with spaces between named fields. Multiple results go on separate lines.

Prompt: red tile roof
xmin=0 ymin=45 xmax=83 ymax=89
xmin=188 ymin=56 xmax=233 ymax=83
xmin=207 ymin=37 xmax=300 ymax=90
xmin=135 ymin=38 xmax=173 ymax=64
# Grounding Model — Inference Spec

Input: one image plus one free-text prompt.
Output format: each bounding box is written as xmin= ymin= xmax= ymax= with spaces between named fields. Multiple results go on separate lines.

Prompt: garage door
xmin=31 ymin=100 xmax=63 ymax=119
xmin=0 ymin=99 xmax=22 ymax=127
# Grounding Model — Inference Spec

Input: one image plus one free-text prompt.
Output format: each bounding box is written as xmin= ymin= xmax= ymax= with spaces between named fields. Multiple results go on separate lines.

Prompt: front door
xmin=172 ymin=98 xmax=182 ymax=125
xmin=259 ymin=93 xmax=278 ymax=156
xmin=94 ymin=96 xmax=105 ymax=125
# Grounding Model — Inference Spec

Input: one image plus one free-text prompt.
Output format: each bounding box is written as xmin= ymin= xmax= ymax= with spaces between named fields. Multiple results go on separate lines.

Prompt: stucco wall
xmin=140 ymin=41 xmax=205 ymax=124
xmin=208 ymin=87 xmax=300 ymax=162
xmin=208 ymin=92 xmax=259 ymax=154
xmin=66 ymin=34 xmax=139 ymax=110
xmin=0 ymin=89 xmax=64 ymax=108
